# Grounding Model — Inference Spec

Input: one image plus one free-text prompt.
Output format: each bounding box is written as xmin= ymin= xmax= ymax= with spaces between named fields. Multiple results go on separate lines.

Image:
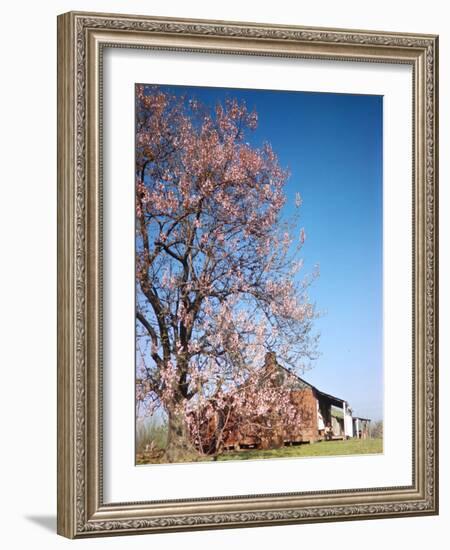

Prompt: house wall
xmin=191 ymin=386 xmax=322 ymax=452
xmin=224 ymin=387 xmax=320 ymax=450
xmin=331 ymin=416 xmax=344 ymax=437
xmin=288 ymin=388 xmax=319 ymax=443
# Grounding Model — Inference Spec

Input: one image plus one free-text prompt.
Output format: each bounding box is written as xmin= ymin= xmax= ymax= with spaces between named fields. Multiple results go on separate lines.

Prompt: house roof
xmin=274 ymin=361 xmax=347 ymax=408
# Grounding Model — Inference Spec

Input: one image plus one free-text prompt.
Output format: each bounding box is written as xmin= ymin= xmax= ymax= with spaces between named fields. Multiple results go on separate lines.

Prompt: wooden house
xmin=189 ymin=352 xmax=369 ymax=454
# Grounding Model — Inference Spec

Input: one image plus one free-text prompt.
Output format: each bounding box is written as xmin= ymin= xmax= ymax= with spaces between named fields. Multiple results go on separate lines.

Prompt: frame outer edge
xmin=435 ymin=35 xmax=439 ymax=516
xmin=56 ymin=10 xmax=439 ymax=538
xmin=431 ymin=35 xmax=439 ymax=515
xmin=57 ymin=12 xmax=77 ymax=539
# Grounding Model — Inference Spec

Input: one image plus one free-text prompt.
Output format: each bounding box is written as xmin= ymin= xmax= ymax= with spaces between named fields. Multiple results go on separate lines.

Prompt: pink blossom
xmin=135 ymin=86 xmax=319 ymax=459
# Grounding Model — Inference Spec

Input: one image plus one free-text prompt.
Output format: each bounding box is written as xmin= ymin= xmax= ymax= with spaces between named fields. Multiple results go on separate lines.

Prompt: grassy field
xmin=136 ymin=438 xmax=383 ymax=464
xmin=216 ymin=438 xmax=383 ymax=461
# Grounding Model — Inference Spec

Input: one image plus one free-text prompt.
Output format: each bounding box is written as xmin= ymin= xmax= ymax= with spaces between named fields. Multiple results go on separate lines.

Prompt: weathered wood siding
xmin=191 ymin=387 xmax=321 ymax=453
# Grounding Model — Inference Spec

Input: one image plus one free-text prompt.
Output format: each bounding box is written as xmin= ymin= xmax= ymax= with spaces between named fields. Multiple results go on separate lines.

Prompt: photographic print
xmin=135 ymin=84 xmax=383 ymax=466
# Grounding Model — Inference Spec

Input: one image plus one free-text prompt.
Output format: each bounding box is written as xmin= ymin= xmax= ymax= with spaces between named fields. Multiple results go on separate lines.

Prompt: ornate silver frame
xmin=57 ymin=11 xmax=439 ymax=538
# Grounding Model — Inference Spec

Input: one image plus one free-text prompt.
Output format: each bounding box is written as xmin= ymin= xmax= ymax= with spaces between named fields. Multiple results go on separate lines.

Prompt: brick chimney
xmin=263 ymin=351 xmax=284 ymax=386
xmin=264 ymin=351 xmax=278 ymax=377
xmin=264 ymin=351 xmax=277 ymax=368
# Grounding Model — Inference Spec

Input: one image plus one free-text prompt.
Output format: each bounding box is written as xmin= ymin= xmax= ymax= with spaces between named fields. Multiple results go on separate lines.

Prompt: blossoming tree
xmin=135 ymin=85 xmax=319 ymax=462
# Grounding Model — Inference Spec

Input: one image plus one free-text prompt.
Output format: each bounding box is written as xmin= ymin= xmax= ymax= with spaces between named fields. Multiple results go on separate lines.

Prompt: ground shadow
xmin=25 ymin=515 xmax=56 ymax=533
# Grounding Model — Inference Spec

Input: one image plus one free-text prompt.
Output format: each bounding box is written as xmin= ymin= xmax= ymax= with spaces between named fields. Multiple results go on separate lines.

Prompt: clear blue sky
xmin=145 ymin=84 xmax=383 ymax=421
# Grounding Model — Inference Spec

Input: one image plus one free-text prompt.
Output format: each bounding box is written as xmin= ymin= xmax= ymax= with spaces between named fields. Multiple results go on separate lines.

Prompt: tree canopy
xmin=135 ymin=85 xmax=319 ymax=461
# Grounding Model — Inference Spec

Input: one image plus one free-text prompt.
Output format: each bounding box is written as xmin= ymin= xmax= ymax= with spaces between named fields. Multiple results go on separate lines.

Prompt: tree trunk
xmin=164 ymin=407 xmax=199 ymax=463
